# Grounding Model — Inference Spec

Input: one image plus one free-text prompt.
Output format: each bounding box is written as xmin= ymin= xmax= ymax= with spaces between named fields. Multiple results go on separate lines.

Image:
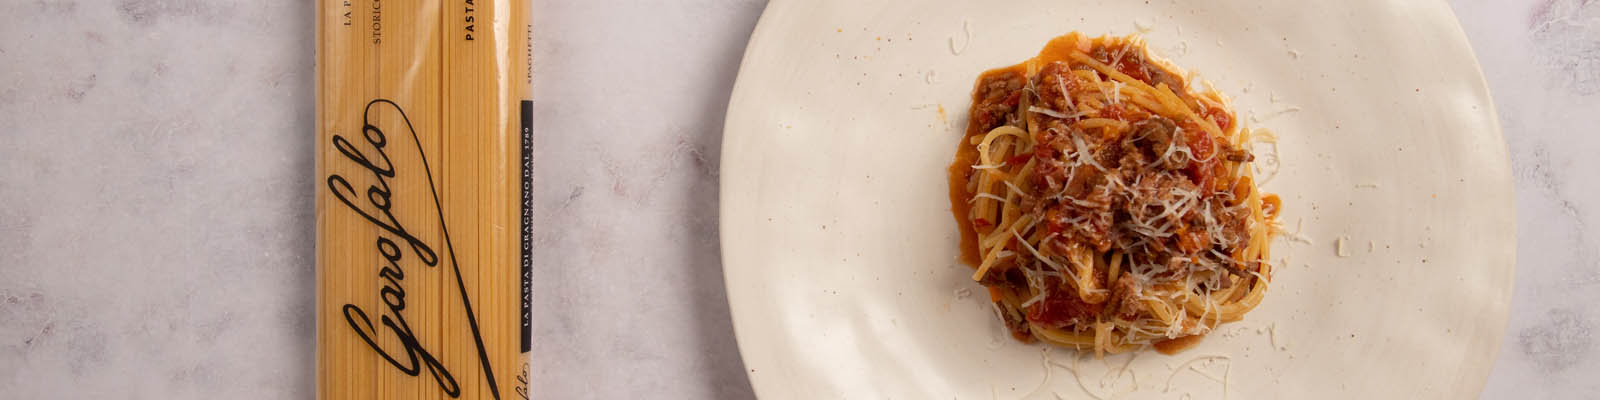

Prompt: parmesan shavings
xmin=1164 ymin=355 xmax=1232 ymax=399
xmin=1002 ymin=180 xmax=1031 ymax=199
xmin=948 ymin=20 xmax=971 ymax=55
xmin=970 ymin=193 xmax=1008 ymax=204
xmin=1248 ymin=127 xmax=1283 ymax=185
xmin=1014 ymin=228 xmax=1069 ymax=279
xmin=1275 ymin=217 xmax=1314 ymax=245
xmin=1099 ymin=351 xmax=1141 ymax=390
xmin=986 ymin=301 xmax=1008 ymax=349
xmin=1268 ymin=322 xmax=1286 ymax=351
xmin=1071 ymin=134 xmax=1109 ymax=172
xmin=1021 ymin=289 xmax=1049 ymax=309
xmin=1133 ymin=18 xmax=1154 ymax=32
xmin=1258 ymin=105 xmax=1302 ymax=121
xmin=1048 ymin=352 xmax=1139 ymax=400
xmin=1028 ymin=105 xmax=1081 ymax=120
xmin=1024 ymin=348 xmax=1055 ymax=399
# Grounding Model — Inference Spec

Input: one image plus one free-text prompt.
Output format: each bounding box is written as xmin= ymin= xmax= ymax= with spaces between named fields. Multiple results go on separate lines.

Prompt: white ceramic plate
xmin=719 ymin=1 xmax=1515 ymax=398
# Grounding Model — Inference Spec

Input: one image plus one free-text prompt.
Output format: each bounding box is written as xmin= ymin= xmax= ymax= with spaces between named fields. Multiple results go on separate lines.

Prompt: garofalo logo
xmin=324 ymin=99 xmax=502 ymax=399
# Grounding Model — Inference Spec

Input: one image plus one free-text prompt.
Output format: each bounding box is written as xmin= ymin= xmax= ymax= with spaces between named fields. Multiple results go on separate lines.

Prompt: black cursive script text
xmin=326 ymin=99 xmax=501 ymax=399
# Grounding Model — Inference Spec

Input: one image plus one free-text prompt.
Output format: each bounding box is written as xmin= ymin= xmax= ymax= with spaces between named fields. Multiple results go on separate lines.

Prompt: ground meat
xmin=977 ymin=268 xmax=1038 ymax=340
xmin=972 ymin=71 xmax=1025 ymax=132
xmin=1175 ymin=227 xmax=1208 ymax=254
xmin=1210 ymin=197 xmax=1252 ymax=250
xmin=1129 ymin=116 xmax=1178 ymax=167
xmin=1032 ymin=121 xmax=1120 ymax=252
xmin=1029 ymin=125 xmax=1071 ymax=190
xmin=1088 ymin=42 xmax=1191 ymax=104
xmin=1220 ymin=142 xmax=1254 ymax=162
xmin=1128 ymin=115 xmax=1226 ymax=189
xmin=1026 ymin=281 xmax=1105 ymax=329
xmin=1177 ymin=119 xmax=1217 ymax=189
xmin=1107 ymin=274 xmax=1144 ymax=320
xmin=1033 ymin=62 xmax=1079 ymax=113
xmin=976 ymin=261 xmax=1031 ymax=288
xmin=1117 ymin=172 xmax=1203 ymax=259
xmin=1044 ymin=205 xmax=1115 ymax=253
xmin=997 ymin=300 xmax=1034 ymax=340
xmin=1090 ymin=45 xmax=1111 ymax=64
xmin=1135 ymin=59 xmax=1188 ymax=100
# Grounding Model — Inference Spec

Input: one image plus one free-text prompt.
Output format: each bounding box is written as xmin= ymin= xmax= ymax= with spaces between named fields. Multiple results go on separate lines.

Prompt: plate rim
xmin=717 ymin=0 xmax=1517 ymax=397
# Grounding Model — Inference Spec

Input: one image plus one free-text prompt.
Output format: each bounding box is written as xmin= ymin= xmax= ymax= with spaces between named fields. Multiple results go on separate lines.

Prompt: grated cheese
xmin=1025 ymin=348 xmax=1055 ymax=399
xmin=1056 ymin=75 xmax=1078 ymax=113
xmin=949 ymin=20 xmax=971 ymax=55
xmin=1070 ymin=135 xmax=1110 ymax=172
xmin=1052 ymin=353 xmax=1113 ymax=400
xmin=1268 ymin=322 xmax=1286 ymax=351
xmin=1133 ymin=18 xmax=1154 ymax=32
xmin=1014 ymin=228 xmax=1069 ymax=281
xmin=1021 ymin=289 xmax=1049 ymax=309
xmin=1028 ymin=106 xmax=1082 ymax=120
xmin=1276 ymin=217 xmax=1314 ymax=245
xmin=1164 ymin=355 xmax=1232 ymax=398
xmin=987 ymin=301 xmax=1008 ymax=349
xmin=1258 ymin=105 xmax=1302 ymax=121
xmin=1186 ymin=365 xmax=1226 ymax=384
xmin=1100 ymin=352 xmax=1140 ymax=389
xmin=1002 ymin=180 xmax=1031 ymax=198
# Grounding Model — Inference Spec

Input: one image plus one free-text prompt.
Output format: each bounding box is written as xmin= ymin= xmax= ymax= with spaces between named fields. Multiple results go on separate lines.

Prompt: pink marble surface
xmin=0 ymin=0 xmax=1594 ymax=398
xmin=1456 ymin=0 xmax=1600 ymax=398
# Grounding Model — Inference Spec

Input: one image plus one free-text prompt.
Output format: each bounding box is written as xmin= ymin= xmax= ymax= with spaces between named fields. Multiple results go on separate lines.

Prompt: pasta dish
xmin=948 ymin=33 xmax=1281 ymax=356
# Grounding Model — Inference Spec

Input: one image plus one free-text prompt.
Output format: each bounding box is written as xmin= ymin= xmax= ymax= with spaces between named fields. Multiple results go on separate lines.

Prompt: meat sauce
xmin=949 ymin=33 xmax=1255 ymax=338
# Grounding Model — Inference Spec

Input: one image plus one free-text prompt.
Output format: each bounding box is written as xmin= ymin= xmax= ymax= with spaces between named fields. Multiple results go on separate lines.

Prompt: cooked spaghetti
xmin=948 ymin=33 xmax=1281 ymax=356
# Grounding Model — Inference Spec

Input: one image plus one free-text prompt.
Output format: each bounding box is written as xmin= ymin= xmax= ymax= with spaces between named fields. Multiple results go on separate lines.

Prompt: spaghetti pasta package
xmin=315 ymin=0 xmax=531 ymax=398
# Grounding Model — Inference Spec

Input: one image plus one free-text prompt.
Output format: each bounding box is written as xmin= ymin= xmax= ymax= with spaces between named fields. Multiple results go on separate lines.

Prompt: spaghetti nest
xmin=949 ymin=33 xmax=1281 ymax=356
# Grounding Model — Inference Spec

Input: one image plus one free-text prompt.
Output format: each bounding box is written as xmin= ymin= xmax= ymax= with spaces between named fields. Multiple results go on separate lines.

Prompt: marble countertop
xmin=0 ymin=0 xmax=1595 ymax=398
